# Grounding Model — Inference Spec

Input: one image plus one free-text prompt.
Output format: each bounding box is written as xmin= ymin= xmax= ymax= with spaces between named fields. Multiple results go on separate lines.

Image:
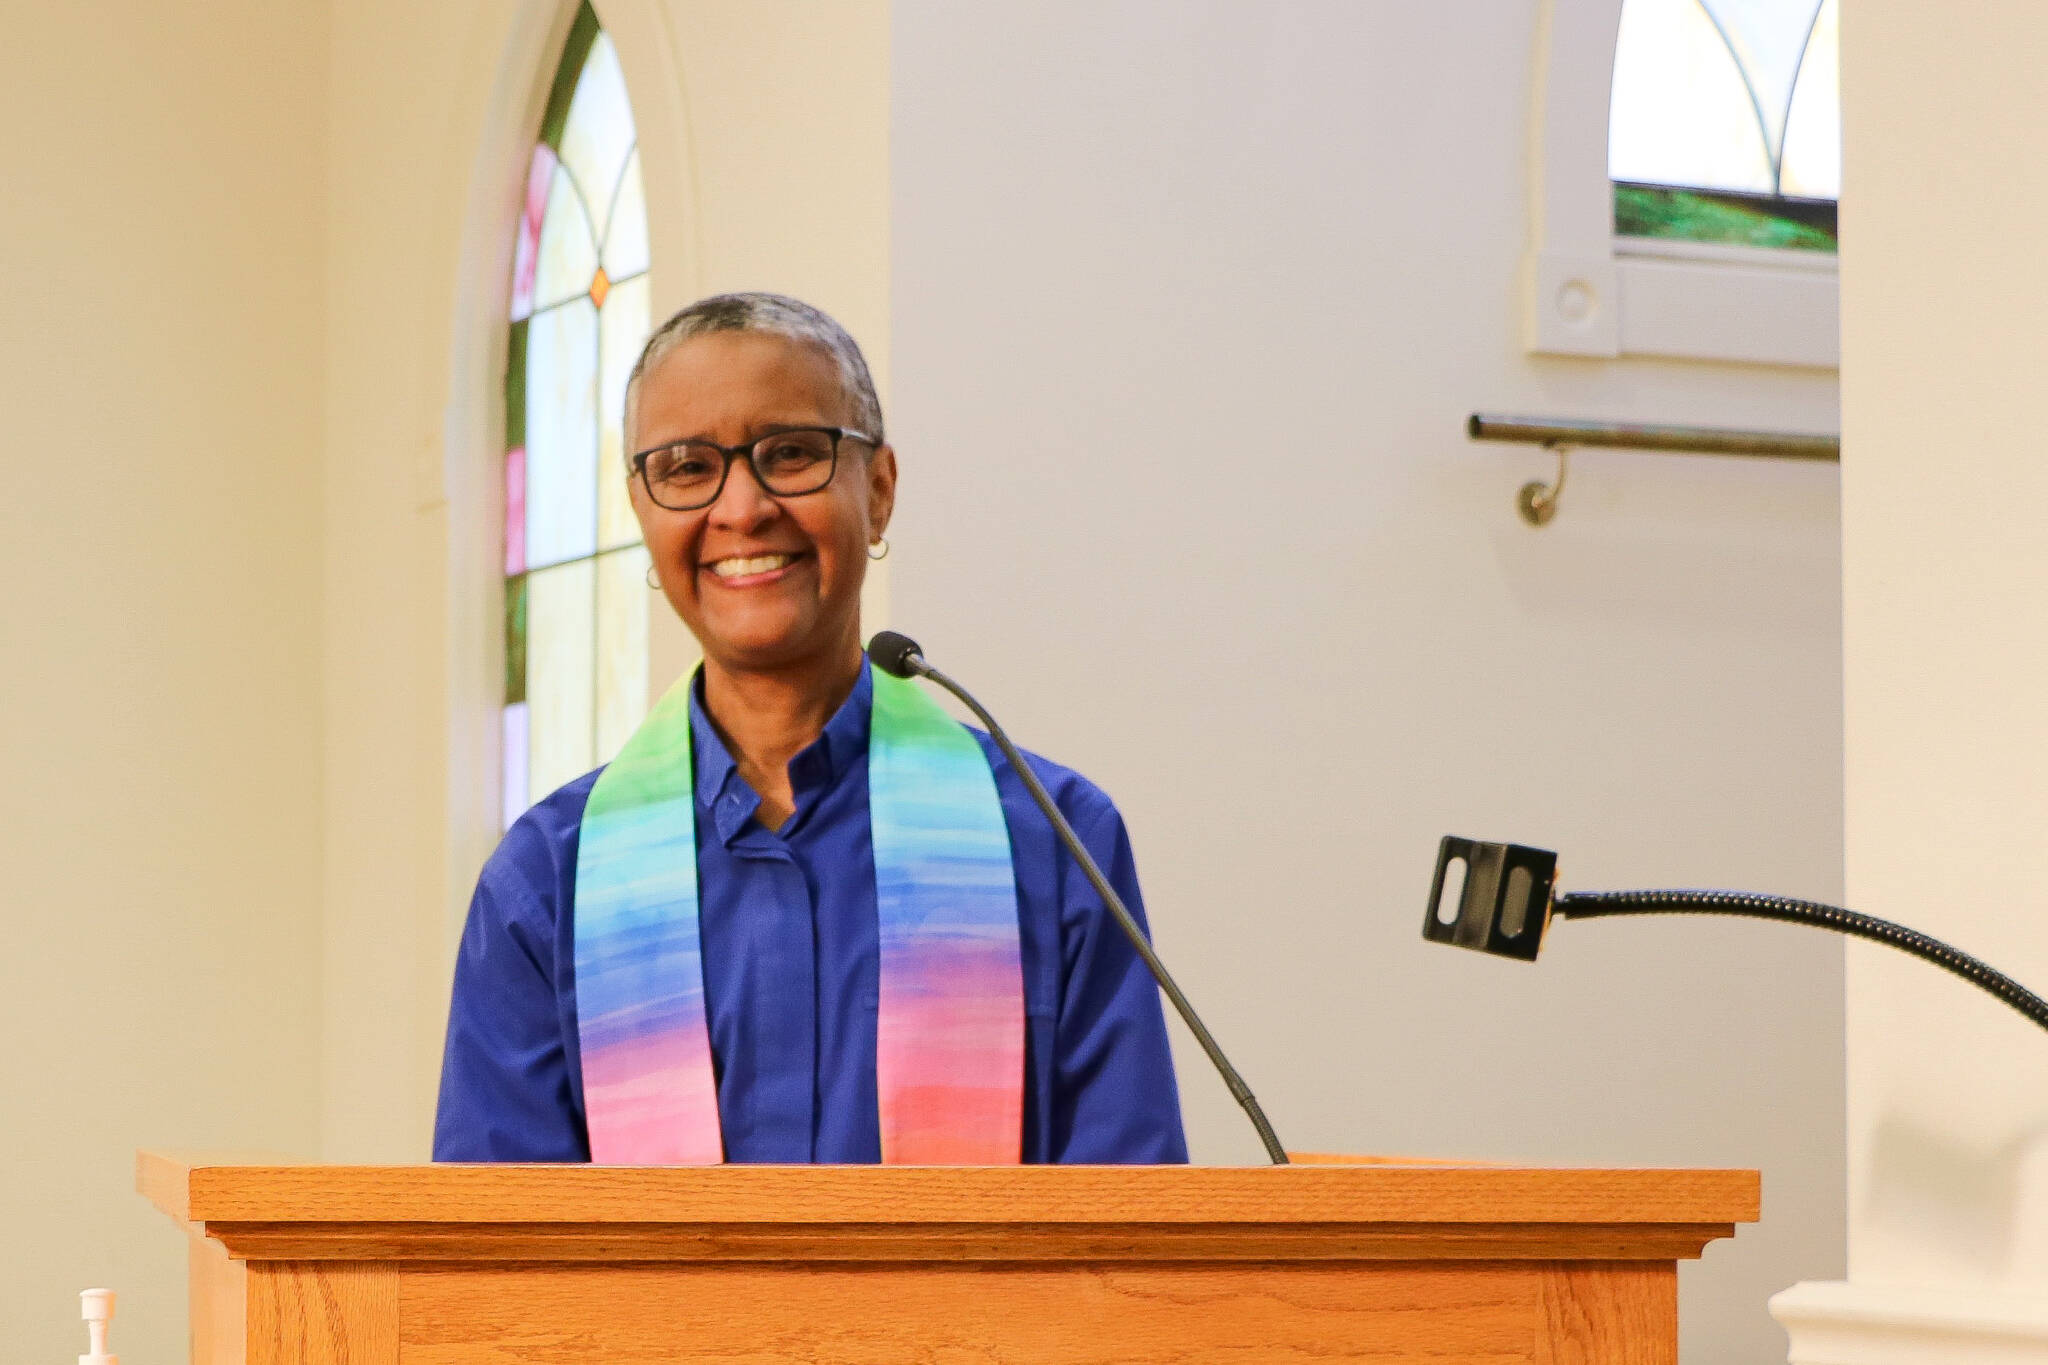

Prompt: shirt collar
xmin=688 ymin=659 xmax=874 ymax=843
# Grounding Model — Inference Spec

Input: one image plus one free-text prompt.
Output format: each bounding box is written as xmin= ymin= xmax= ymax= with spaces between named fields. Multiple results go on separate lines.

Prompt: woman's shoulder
xmin=966 ymin=730 xmax=1123 ymax=831
xmin=477 ymin=767 xmax=608 ymax=913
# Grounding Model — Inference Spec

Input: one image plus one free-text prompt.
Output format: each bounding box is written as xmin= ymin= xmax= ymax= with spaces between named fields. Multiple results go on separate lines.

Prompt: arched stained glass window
xmin=1609 ymin=0 xmax=1840 ymax=251
xmin=503 ymin=3 xmax=652 ymax=828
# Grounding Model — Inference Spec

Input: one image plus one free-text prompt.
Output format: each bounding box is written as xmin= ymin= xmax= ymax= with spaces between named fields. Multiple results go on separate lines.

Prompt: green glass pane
xmin=527 ymin=557 xmax=598 ymax=800
xmin=559 ymin=34 xmax=637 ymax=244
xmin=538 ymin=3 xmax=601 ymax=152
xmin=1614 ymin=182 xmax=1835 ymax=251
xmin=504 ymin=318 xmax=529 ymax=452
xmin=504 ymin=572 xmax=529 ymax=705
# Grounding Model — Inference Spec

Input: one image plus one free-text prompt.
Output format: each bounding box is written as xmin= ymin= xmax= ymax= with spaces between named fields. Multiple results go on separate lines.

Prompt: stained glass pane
xmin=532 ymin=163 xmax=599 ymax=315
xmin=501 ymin=702 xmax=531 ymax=830
xmin=595 ymin=545 xmax=652 ymax=761
xmin=538 ymin=4 xmax=601 ymax=152
xmin=598 ymin=272 xmax=650 ymax=549
xmin=1697 ymin=0 xmax=1824 ymax=170
xmin=602 ymin=151 xmax=650 ymax=279
xmin=1778 ymin=0 xmax=1840 ymax=199
xmin=1614 ymin=182 xmax=1834 ymax=249
xmin=559 ymin=35 xmax=637 ymax=244
xmin=525 ymin=297 xmax=599 ymax=568
xmin=504 ymin=572 xmax=528 ymax=704
xmin=510 ymin=146 xmax=555 ymax=322
xmin=527 ymin=558 xmax=597 ymax=800
xmin=1610 ymin=0 xmax=1773 ymax=193
xmin=505 ymin=447 xmax=527 ymax=576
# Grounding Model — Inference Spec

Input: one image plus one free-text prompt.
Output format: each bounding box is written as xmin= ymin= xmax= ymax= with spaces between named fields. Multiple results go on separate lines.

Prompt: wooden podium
xmin=141 ymin=1150 xmax=1756 ymax=1363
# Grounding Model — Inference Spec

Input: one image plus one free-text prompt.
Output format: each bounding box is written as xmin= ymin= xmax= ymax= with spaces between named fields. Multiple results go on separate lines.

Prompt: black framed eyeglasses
xmin=630 ymin=426 xmax=874 ymax=512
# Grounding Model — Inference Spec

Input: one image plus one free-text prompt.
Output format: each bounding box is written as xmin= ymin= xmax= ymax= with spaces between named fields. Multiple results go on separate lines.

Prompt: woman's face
xmin=628 ymin=331 xmax=896 ymax=676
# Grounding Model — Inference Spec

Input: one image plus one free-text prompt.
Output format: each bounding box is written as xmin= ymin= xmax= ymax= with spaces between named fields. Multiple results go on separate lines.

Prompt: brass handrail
xmin=1465 ymin=413 xmax=1840 ymax=525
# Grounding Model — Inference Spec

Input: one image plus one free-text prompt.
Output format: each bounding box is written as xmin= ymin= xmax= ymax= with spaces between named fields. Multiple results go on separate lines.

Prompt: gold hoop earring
xmin=868 ymin=538 xmax=890 ymax=561
xmin=645 ymin=565 xmax=660 ymax=589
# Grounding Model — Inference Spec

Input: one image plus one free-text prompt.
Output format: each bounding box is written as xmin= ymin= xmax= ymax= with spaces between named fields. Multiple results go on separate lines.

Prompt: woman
xmin=434 ymin=293 xmax=1185 ymax=1163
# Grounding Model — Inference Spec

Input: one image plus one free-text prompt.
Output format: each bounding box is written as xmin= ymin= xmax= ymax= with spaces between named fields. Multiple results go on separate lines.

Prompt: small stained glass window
xmin=503 ymin=3 xmax=652 ymax=826
xmin=1609 ymin=0 xmax=1840 ymax=251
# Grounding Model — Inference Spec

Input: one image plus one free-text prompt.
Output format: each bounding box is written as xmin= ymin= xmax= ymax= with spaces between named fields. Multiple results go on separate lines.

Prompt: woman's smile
xmin=704 ymin=550 xmax=808 ymax=587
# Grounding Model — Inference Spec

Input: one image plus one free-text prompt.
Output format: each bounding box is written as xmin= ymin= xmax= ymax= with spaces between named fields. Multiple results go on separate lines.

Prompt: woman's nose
xmin=707 ymin=456 xmax=779 ymax=531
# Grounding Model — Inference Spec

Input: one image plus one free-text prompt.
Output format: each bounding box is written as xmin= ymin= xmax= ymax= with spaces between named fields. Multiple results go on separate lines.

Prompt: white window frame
xmin=1527 ymin=0 xmax=1838 ymax=370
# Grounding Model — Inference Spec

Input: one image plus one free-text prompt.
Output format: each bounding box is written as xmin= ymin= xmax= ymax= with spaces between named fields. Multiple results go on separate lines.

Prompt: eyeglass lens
xmin=642 ymin=430 xmax=838 ymax=510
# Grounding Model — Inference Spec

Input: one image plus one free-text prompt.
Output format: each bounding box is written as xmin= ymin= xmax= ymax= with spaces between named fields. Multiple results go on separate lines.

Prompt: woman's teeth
xmin=710 ymin=553 xmax=795 ymax=579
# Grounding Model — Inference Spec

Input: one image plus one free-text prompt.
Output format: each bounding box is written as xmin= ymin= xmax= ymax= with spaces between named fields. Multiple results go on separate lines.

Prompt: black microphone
xmin=868 ymin=630 xmax=1289 ymax=1164
xmin=1424 ymin=836 xmax=2048 ymax=1036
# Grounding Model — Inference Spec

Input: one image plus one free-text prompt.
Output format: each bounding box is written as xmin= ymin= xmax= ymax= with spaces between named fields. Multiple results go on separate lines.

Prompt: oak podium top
xmin=139 ymin=1150 xmax=1757 ymax=1264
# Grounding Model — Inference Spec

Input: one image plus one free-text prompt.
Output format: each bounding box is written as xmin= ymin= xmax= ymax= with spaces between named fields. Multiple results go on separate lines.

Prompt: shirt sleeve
xmin=1049 ymin=790 xmax=1189 ymax=1163
xmin=432 ymin=850 xmax=589 ymax=1162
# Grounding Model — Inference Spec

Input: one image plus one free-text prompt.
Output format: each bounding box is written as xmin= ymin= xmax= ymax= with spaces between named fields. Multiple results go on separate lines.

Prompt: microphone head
xmin=867 ymin=630 xmax=927 ymax=678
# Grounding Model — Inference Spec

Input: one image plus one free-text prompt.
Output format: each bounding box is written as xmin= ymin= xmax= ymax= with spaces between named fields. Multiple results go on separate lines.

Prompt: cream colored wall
xmin=1838 ymin=0 xmax=2048 ymax=1306
xmin=319 ymin=0 xmax=892 ymax=1161
xmin=0 ymin=5 xmax=327 ymax=1361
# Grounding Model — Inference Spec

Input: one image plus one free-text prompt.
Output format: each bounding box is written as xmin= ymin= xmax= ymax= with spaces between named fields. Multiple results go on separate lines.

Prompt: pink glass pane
xmin=504 ymin=446 xmax=528 ymax=575
xmin=501 ymin=701 xmax=531 ymax=829
xmin=510 ymin=145 xmax=556 ymax=323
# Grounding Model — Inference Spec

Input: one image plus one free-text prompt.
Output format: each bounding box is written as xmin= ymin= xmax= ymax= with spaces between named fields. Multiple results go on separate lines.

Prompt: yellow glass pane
xmin=525 ymin=298 xmax=599 ymax=569
xmin=559 ymin=33 xmax=637 ymax=244
xmin=602 ymin=151 xmax=650 ymax=280
xmin=526 ymin=557 xmax=597 ymax=801
xmin=595 ymin=545 xmax=652 ymax=762
xmin=1778 ymin=0 xmax=1839 ymax=199
xmin=1610 ymin=0 xmax=1773 ymax=193
xmin=533 ymin=162 xmax=599 ymax=315
xmin=599 ymin=272 xmax=651 ymax=550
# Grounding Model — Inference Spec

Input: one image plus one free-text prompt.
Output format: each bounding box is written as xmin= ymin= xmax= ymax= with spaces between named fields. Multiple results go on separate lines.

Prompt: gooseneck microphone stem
xmin=1558 ymin=890 xmax=2048 ymax=1035
xmin=874 ymin=635 xmax=1289 ymax=1164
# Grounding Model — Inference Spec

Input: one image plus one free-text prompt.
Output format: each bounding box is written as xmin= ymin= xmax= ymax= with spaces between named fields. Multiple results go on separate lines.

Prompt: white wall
xmin=0 ymin=4 xmax=328 ymax=1361
xmin=890 ymin=4 xmax=1843 ymax=1360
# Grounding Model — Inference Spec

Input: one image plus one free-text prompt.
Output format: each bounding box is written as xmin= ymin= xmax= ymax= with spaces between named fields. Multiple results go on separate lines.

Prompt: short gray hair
xmin=623 ymin=292 xmax=884 ymax=456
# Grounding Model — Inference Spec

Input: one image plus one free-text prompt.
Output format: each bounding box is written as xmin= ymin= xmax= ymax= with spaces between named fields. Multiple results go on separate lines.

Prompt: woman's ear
xmin=866 ymin=443 xmax=898 ymax=540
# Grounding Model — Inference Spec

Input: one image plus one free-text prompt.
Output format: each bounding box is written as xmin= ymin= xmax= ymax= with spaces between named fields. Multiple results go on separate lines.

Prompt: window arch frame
xmin=439 ymin=0 xmax=702 ymax=925
xmin=1526 ymin=0 xmax=1839 ymax=368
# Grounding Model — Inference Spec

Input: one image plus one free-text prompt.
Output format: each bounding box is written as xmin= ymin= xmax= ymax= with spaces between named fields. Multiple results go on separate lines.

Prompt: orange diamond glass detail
xmin=589 ymin=267 xmax=611 ymax=309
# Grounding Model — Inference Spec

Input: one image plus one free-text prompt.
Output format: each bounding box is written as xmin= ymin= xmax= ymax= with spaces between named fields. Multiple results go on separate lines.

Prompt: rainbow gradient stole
xmin=573 ymin=668 xmax=1025 ymax=1164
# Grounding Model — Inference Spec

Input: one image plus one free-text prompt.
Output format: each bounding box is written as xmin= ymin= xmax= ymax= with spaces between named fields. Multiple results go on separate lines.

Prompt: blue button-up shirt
xmin=434 ymin=661 xmax=1186 ymax=1163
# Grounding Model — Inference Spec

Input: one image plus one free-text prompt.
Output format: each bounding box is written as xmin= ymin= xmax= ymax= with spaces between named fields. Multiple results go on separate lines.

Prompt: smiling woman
xmin=435 ymin=292 xmax=1190 ymax=1169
